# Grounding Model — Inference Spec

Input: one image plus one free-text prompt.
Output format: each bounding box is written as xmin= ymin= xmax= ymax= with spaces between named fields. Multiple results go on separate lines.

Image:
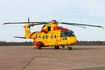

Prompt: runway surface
xmin=0 ymin=45 xmax=105 ymax=70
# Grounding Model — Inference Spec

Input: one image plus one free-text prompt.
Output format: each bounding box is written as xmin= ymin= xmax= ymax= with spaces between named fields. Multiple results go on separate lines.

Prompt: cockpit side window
xmin=60 ymin=33 xmax=63 ymax=37
xmin=60 ymin=30 xmax=75 ymax=37
xmin=70 ymin=31 xmax=75 ymax=36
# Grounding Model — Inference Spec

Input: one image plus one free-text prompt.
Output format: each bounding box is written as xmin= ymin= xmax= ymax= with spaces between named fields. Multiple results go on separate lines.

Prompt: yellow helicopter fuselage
xmin=23 ymin=23 xmax=77 ymax=48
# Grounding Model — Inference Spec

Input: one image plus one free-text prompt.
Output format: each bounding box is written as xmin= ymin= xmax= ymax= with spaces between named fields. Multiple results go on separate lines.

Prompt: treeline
xmin=0 ymin=41 xmax=32 ymax=46
xmin=77 ymin=41 xmax=105 ymax=44
xmin=76 ymin=41 xmax=105 ymax=45
xmin=0 ymin=41 xmax=105 ymax=46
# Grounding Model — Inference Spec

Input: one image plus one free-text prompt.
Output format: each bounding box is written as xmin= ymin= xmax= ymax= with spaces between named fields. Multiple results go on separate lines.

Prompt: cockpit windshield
xmin=60 ymin=30 xmax=75 ymax=37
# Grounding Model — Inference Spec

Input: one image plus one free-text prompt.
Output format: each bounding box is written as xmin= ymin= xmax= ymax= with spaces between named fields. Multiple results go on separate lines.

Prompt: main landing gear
xmin=55 ymin=46 xmax=59 ymax=49
xmin=68 ymin=45 xmax=72 ymax=50
xmin=54 ymin=45 xmax=72 ymax=50
xmin=62 ymin=45 xmax=65 ymax=48
xmin=37 ymin=46 xmax=41 ymax=49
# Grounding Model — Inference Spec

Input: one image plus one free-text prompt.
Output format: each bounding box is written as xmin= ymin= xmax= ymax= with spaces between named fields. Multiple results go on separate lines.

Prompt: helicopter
xmin=3 ymin=17 xmax=104 ymax=50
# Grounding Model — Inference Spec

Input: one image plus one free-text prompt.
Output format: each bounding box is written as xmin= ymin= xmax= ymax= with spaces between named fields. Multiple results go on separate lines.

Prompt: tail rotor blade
xmin=28 ymin=17 xmax=31 ymax=33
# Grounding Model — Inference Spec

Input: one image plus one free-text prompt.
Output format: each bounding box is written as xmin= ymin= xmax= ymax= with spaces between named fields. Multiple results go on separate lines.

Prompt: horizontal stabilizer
xmin=14 ymin=36 xmax=26 ymax=39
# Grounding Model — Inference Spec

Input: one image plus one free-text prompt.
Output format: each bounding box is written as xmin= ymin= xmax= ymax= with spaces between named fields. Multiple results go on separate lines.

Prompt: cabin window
xmin=48 ymin=26 xmax=51 ymax=31
xmin=65 ymin=37 xmax=67 ymax=40
xmin=46 ymin=35 xmax=48 ymax=39
xmin=51 ymin=35 xmax=53 ymax=39
xmin=39 ymin=36 xmax=41 ymax=39
xmin=54 ymin=35 xmax=56 ymax=38
xmin=63 ymin=38 xmax=64 ymax=40
xmin=60 ymin=33 xmax=63 ymax=37
xmin=36 ymin=35 xmax=37 ymax=38
xmin=43 ymin=36 xmax=45 ymax=39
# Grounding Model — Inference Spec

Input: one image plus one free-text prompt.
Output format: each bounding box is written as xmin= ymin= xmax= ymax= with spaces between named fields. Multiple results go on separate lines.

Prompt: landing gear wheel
xmin=33 ymin=47 xmax=35 ymax=49
xmin=68 ymin=47 xmax=72 ymax=50
xmin=37 ymin=46 xmax=41 ymax=49
xmin=55 ymin=46 xmax=59 ymax=49
xmin=62 ymin=45 xmax=65 ymax=48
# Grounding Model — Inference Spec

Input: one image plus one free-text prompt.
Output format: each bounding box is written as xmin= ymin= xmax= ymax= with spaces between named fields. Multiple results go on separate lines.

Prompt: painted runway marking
xmin=22 ymin=56 xmax=36 ymax=70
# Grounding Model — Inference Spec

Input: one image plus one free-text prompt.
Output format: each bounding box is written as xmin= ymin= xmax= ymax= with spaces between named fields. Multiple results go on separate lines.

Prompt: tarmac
xmin=0 ymin=45 xmax=105 ymax=70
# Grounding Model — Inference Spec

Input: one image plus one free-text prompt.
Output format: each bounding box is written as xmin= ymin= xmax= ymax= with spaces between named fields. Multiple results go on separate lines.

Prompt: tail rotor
xmin=28 ymin=17 xmax=31 ymax=33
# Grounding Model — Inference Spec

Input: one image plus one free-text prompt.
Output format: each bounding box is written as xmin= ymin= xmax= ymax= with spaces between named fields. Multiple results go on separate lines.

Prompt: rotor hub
xmin=52 ymin=20 xmax=56 ymax=22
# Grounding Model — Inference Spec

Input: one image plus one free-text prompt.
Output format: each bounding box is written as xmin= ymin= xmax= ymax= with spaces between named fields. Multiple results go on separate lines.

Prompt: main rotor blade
xmin=3 ymin=22 xmax=46 ymax=25
xmin=28 ymin=23 xmax=47 ymax=27
xmin=61 ymin=22 xmax=104 ymax=29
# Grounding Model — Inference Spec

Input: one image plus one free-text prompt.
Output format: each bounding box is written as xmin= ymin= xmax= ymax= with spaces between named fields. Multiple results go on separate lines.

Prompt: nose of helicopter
xmin=68 ymin=37 xmax=77 ymax=45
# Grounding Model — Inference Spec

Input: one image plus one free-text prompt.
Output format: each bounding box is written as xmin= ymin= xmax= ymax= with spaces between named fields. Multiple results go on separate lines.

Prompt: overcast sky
xmin=0 ymin=0 xmax=105 ymax=42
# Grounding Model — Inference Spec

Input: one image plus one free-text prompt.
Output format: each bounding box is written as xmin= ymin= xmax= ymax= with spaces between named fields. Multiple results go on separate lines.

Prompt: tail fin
xmin=23 ymin=17 xmax=31 ymax=38
xmin=23 ymin=24 xmax=30 ymax=38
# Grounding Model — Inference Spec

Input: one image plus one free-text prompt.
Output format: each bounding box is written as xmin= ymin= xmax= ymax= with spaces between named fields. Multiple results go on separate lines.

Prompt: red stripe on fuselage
xmin=30 ymin=32 xmax=36 ymax=38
